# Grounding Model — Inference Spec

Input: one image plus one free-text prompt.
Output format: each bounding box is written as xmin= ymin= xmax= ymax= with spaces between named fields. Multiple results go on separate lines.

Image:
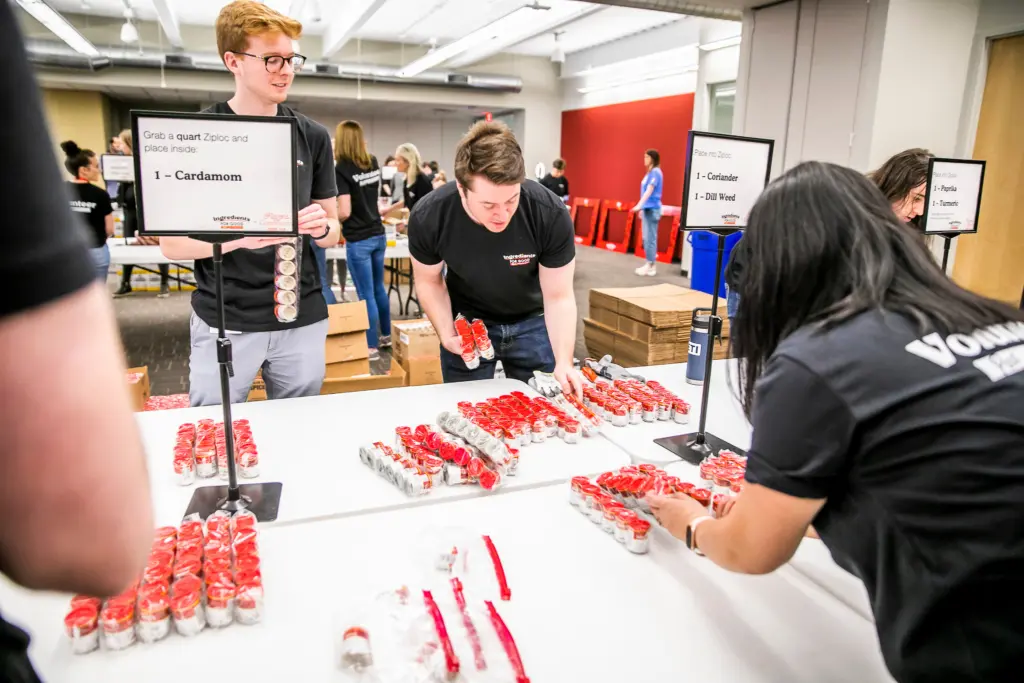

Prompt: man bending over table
xmin=160 ymin=1 xmax=339 ymax=406
xmin=409 ymin=121 xmax=583 ymax=397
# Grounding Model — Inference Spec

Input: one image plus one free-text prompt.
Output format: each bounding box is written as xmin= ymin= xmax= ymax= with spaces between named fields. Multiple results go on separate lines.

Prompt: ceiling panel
xmin=510 ymin=5 xmax=682 ymax=56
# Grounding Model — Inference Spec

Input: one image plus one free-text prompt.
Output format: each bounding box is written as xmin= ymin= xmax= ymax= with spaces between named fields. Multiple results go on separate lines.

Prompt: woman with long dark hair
xmin=649 ymin=161 xmax=1024 ymax=683
xmin=869 ymin=147 xmax=933 ymax=225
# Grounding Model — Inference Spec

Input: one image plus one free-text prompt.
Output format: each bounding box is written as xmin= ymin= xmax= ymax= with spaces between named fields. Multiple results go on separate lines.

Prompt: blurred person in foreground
xmin=409 ymin=121 xmax=583 ymax=397
xmin=159 ymin=0 xmax=339 ymax=406
xmin=0 ymin=5 xmax=152 ymax=680
xmin=649 ymin=161 xmax=1024 ymax=683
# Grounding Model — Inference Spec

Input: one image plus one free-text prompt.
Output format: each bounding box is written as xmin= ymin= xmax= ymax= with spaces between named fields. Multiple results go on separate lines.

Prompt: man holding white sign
xmin=159 ymin=1 xmax=339 ymax=406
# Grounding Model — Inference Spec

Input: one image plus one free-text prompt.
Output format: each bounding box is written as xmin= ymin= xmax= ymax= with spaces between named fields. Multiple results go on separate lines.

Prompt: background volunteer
xmin=392 ymin=142 xmax=433 ymax=212
xmin=62 ymin=140 xmax=113 ymax=282
xmin=159 ymin=0 xmax=339 ymax=406
xmin=649 ymin=161 xmax=1024 ymax=683
xmin=335 ymin=119 xmax=391 ymax=361
xmin=540 ymin=158 xmax=570 ymax=203
xmin=632 ymin=148 xmax=664 ymax=276
xmin=1 ymin=6 xmax=153 ymax=679
xmin=869 ymin=148 xmax=934 ymax=226
xmin=409 ymin=120 xmax=583 ymax=397
xmin=114 ymin=129 xmax=171 ymax=299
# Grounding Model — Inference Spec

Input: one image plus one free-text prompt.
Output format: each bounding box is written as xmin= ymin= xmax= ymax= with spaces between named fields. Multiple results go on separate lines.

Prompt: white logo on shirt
xmin=503 ymin=253 xmax=536 ymax=267
xmin=70 ymin=200 xmax=96 ymax=213
xmin=904 ymin=321 xmax=1024 ymax=381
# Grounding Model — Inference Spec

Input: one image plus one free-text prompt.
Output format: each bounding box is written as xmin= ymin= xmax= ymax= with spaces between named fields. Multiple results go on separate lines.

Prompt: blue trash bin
xmin=688 ymin=231 xmax=742 ymax=298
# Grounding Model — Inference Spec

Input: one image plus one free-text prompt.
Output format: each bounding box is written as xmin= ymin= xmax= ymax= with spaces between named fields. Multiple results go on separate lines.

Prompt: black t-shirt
xmin=336 ymin=156 xmax=384 ymax=243
xmin=191 ymin=102 xmax=337 ymax=332
xmin=2 ymin=4 xmax=95 ymax=680
xmin=745 ymin=309 xmax=1024 ymax=683
xmin=116 ymin=181 xmax=138 ymax=237
xmin=409 ymin=180 xmax=575 ymax=323
xmin=404 ymin=172 xmax=433 ymax=211
xmin=539 ymin=173 xmax=569 ymax=199
xmin=68 ymin=181 xmax=113 ymax=248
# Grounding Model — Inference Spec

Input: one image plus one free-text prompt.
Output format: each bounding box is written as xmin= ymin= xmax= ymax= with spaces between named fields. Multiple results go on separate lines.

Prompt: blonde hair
xmin=216 ymin=1 xmax=302 ymax=64
xmin=118 ymin=129 xmax=133 ymax=153
xmin=434 ymin=170 xmax=447 ymax=184
xmin=396 ymin=142 xmax=423 ymax=186
xmin=334 ymin=120 xmax=372 ymax=170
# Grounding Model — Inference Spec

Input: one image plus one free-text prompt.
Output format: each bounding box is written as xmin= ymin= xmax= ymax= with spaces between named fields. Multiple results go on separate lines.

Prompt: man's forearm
xmin=544 ymin=296 xmax=577 ymax=367
xmin=160 ymin=236 xmax=240 ymax=260
xmin=417 ymin=276 xmax=456 ymax=339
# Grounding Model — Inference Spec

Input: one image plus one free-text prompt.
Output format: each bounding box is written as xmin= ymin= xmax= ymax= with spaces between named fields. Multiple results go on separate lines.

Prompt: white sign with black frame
xmin=682 ymin=131 xmax=774 ymax=231
xmin=922 ymin=158 xmax=985 ymax=235
xmin=100 ymin=154 xmax=135 ymax=182
xmin=131 ymin=111 xmax=299 ymax=237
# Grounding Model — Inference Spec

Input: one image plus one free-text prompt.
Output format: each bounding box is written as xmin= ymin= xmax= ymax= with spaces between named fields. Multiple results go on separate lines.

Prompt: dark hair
xmin=61 ymin=140 xmax=95 ymax=178
xmin=429 ymin=160 xmax=439 ymax=174
xmin=868 ymin=148 xmax=932 ymax=206
xmin=732 ymin=161 xmax=1022 ymax=418
xmin=552 ymin=158 xmax=565 ymax=171
xmin=384 ymin=155 xmax=395 ymax=165
xmin=645 ymin=149 xmax=660 ymax=167
xmin=454 ymin=121 xmax=526 ymax=189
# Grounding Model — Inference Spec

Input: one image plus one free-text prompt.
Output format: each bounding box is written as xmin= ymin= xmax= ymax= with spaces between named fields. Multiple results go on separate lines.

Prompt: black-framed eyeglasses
xmin=230 ymin=51 xmax=306 ymax=73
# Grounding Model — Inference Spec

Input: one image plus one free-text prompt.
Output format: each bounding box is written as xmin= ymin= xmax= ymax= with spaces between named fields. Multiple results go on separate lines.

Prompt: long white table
xmin=106 ymin=239 xmax=411 ymax=266
xmin=139 ymin=379 xmax=629 ymax=527
xmin=1 ymin=486 xmax=894 ymax=683
xmin=601 ymin=361 xmax=874 ymax=621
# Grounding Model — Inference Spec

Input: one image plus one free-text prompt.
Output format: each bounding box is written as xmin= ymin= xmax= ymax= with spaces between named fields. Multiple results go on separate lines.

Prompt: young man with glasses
xmin=160 ymin=0 xmax=340 ymax=406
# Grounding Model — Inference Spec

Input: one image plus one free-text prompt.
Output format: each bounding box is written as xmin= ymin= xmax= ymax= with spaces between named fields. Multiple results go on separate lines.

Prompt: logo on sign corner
xmin=721 ymin=214 xmax=739 ymax=226
xmin=948 ymin=220 xmax=962 ymax=231
xmin=213 ymin=214 xmax=250 ymax=230
xmin=260 ymin=212 xmax=292 ymax=231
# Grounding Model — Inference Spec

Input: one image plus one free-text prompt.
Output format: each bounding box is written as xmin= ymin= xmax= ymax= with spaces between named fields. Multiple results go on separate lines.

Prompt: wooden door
xmin=952 ymin=34 xmax=1024 ymax=305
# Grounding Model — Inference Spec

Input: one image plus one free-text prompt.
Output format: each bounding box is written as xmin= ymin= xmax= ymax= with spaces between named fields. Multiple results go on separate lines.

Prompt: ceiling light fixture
xmin=15 ymin=0 xmax=100 ymax=56
xmin=576 ymin=65 xmax=697 ymax=94
xmin=120 ymin=1 xmax=138 ymax=44
xmin=397 ymin=2 xmax=551 ymax=78
xmin=550 ymin=30 xmax=565 ymax=64
xmin=698 ymin=35 xmax=741 ymax=51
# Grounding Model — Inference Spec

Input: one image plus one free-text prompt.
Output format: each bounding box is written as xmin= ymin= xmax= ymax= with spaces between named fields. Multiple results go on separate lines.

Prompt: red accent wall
xmin=561 ymin=93 xmax=694 ymax=208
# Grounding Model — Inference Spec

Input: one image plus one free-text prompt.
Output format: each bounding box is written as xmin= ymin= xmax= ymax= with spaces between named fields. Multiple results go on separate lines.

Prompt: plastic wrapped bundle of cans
xmin=455 ymin=391 xmax=603 ymax=446
xmin=173 ymin=419 xmax=260 ymax=486
xmin=62 ymin=510 xmax=265 ymax=655
xmin=143 ymin=394 xmax=190 ymax=411
xmin=698 ymin=450 xmax=747 ymax=495
xmin=273 ymin=239 xmax=301 ymax=323
xmin=453 ymin=314 xmax=494 ymax=369
xmin=582 ymin=379 xmax=690 ymax=427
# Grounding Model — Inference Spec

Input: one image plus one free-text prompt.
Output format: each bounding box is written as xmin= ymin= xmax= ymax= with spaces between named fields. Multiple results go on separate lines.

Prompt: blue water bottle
xmin=686 ymin=308 xmax=712 ymax=385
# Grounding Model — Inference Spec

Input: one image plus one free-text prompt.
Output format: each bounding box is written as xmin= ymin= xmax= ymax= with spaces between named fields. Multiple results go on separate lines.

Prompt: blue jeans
xmin=311 ymin=242 xmax=337 ymax=305
xmin=89 ymin=244 xmax=110 ymax=283
xmin=439 ymin=315 xmax=555 ymax=384
xmin=640 ymin=207 xmax=661 ymax=263
xmin=726 ymin=286 xmax=740 ymax=321
xmin=347 ymin=235 xmax=391 ymax=349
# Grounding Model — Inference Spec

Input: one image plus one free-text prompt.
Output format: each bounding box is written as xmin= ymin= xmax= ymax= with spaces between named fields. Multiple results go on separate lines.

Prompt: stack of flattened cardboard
xmin=126 ymin=366 xmax=151 ymax=411
xmin=584 ymin=284 xmax=731 ymax=367
xmin=322 ymin=302 xmax=405 ymax=394
xmin=391 ymin=318 xmax=443 ymax=386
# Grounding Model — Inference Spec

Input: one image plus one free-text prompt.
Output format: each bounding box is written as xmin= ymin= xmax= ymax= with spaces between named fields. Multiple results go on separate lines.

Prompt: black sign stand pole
xmin=939 ymin=233 xmax=956 ymax=273
xmin=184 ymin=236 xmax=283 ymax=522
xmin=654 ymin=228 xmax=744 ymax=464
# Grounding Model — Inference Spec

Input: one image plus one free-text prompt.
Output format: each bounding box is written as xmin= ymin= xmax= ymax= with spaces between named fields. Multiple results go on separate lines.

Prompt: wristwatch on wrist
xmin=686 ymin=516 xmax=711 ymax=556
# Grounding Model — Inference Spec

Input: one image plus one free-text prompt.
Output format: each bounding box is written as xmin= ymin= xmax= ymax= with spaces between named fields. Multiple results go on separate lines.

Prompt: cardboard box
xmin=327 ymin=301 xmax=370 ymax=336
xmin=400 ymin=355 xmax=444 ymax=386
xmin=588 ymin=304 xmax=619 ymax=330
xmin=325 ymin=332 xmax=370 ymax=365
xmin=325 ymin=358 xmax=372 ymax=380
xmin=583 ymin=319 xmax=617 ymax=357
xmin=126 ymin=366 xmax=150 ymax=411
xmin=247 ymin=377 xmax=267 ymax=402
xmin=590 ymin=284 xmax=721 ymax=329
xmin=391 ymin=318 xmax=440 ymax=362
xmin=321 ymin=363 xmax=406 ymax=394
xmin=617 ymin=316 xmax=686 ymax=345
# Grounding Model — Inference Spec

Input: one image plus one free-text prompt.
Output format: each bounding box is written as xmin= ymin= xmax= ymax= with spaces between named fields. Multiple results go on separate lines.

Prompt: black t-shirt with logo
xmin=336 ymin=155 xmax=384 ymax=243
xmin=539 ymin=173 xmax=569 ymax=200
xmin=409 ymin=180 xmax=575 ymax=323
xmin=68 ymin=181 xmax=112 ymax=248
xmin=403 ymin=171 xmax=433 ymax=211
xmin=190 ymin=102 xmax=337 ymax=332
xmin=745 ymin=308 xmax=1024 ymax=683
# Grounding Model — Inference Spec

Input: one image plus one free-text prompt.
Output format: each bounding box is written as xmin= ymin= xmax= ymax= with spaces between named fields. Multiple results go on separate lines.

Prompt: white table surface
xmin=138 ymin=379 xmax=629 ymax=528
xmin=600 ymin=362 xmax=874 ymax=621
xmin=108 ymin=240 xmax=410 ymax=266
xmin=1 ymin=486 xmax=894 ymax=683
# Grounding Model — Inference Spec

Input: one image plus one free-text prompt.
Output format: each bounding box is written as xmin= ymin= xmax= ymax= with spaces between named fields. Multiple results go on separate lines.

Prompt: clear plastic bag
xmin=274 ymin=239 xmax=301 ymax=323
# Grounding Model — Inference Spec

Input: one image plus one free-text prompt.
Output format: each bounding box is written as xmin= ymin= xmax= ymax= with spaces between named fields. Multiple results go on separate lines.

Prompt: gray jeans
xmin=189 ymin=312 xmax=329 ymax=407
